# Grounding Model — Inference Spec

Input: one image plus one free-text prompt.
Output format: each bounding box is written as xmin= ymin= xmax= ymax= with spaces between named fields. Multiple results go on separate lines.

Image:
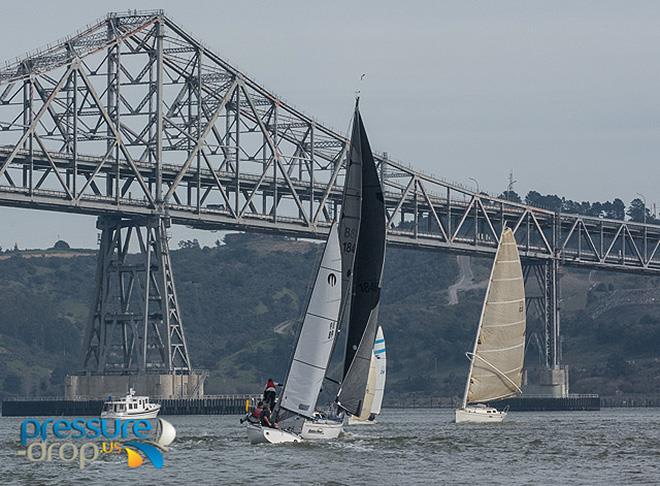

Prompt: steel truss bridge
xmin=0 ymin=11 xmax=658 ymax=377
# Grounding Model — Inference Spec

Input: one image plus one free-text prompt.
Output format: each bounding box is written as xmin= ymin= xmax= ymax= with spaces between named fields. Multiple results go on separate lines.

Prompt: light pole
xmin=468 ymin=177 xmax=480 ymax=194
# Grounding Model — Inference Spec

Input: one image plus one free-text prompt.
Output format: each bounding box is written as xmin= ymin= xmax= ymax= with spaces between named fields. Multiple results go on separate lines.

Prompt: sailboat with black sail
xmin=455 ymin=228 xmax=526 ymax=423
xmin=335 ymin=101 xmax=387 ymax=419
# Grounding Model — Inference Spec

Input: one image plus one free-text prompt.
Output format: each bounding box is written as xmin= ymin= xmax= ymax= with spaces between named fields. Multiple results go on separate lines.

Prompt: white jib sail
xmin=354 ymin=326 xmax=386 ymax=421
xmin=370 ymin=326 xmax=386 ymax=415
xmin=279 ymin=223 xmax=342 ymax=419
xmin=463 ymin=228 xmax=526 ymax=406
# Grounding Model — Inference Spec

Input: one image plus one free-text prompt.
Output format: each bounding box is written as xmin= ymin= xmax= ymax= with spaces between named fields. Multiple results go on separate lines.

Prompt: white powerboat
xmin=101 ymin=388 xmax=161 ymax=420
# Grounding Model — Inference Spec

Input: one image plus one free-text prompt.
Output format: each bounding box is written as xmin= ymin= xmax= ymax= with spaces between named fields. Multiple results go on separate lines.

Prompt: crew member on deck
xmin=261 ymin=404 xmax=276 ymax=428
xmin=241 ymin=400 xmax=264 ymax=424
xmin=263 ymin=378 xmax=281 ymax=410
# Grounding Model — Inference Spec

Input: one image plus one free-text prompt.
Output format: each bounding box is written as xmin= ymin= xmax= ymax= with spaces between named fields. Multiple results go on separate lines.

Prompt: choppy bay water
xmin=1 ymin=408 xmax=659 ymax=485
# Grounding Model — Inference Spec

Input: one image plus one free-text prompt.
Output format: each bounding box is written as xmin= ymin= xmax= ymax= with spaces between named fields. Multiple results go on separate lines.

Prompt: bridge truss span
xmin=0 ymin=10 xmax=658 ymax=275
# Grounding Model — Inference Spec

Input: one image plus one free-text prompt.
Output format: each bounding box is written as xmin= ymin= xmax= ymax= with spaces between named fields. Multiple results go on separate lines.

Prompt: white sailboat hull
xmin=347 ymin=415 xmax=377 ymax=426
xmin=246 ymin=423 xmax=303 ymax=444
xmin=455 ymin=405 xmax=506 ymax=424
xmin=300 ymin=419 xmax=343 ymax=440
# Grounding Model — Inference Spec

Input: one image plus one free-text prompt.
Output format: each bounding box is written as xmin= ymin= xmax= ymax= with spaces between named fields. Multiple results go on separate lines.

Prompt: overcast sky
xmin=1 ymin=1 xmax=659 ymax=248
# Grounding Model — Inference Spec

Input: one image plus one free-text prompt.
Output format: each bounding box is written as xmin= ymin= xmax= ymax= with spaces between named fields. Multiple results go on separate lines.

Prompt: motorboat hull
xmin=300 ymin=419 xmax=343 ymax=440
xmin=246 ymin=423 xmax=302 ymax=444
xmin=455 ymin=406 xmax=506 ymax=424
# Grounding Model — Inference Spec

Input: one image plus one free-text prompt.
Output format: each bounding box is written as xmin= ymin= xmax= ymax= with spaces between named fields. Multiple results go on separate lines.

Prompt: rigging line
xmin=466 ymin=351 xmax=523 ymax=395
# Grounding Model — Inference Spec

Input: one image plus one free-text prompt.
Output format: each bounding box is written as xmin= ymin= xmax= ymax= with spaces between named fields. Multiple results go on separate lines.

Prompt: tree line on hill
xmin=499 ymin=190 xmax=657 ymax=224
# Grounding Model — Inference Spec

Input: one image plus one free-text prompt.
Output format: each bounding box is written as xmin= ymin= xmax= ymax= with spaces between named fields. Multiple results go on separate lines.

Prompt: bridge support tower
xmin=66 ymin=215 xmax=205 ymax=399
xmin=522 ymin=259 xmax=569 ymax=397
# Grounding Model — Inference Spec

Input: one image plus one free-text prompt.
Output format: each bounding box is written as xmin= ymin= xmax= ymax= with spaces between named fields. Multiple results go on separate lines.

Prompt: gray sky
xmin=1 ymin=0 xmax=659 ymax=249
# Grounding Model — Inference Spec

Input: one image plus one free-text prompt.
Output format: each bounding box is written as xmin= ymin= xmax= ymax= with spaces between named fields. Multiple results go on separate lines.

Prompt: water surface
xmin=1 ymin=408 xmax=658 ymax=485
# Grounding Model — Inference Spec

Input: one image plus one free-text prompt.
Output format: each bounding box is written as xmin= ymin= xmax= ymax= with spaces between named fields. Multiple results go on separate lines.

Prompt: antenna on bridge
xmin=506 ymin=169 xmax=518 ymax=201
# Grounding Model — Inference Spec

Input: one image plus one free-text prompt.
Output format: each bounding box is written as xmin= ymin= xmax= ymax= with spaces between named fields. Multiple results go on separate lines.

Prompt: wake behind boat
xmin=455 ymin=228 xmax=526 ymax=424
xmin=101 ymin=388 xmax=161 ymax=420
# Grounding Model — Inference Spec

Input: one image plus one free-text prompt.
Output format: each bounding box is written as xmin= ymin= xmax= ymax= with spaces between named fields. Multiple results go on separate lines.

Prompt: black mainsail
xmin=335 ymin=102 xmax=387 ymax=416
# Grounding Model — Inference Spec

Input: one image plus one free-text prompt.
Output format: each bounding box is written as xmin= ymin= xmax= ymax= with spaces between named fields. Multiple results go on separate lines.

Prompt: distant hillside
xmin=0 ymin=233 xmax=658 ymax=403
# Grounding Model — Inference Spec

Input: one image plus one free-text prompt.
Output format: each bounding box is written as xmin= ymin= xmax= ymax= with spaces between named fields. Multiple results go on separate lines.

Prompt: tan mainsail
xmin=463 ymin=228 xmax=526 ymax=406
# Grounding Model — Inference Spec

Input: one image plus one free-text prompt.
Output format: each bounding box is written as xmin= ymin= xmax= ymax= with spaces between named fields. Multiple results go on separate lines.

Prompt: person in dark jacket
xmin=261 ymin=404 xmax=276 ymax=428
xmin=263 ymin=378 xmax=281 ymax=410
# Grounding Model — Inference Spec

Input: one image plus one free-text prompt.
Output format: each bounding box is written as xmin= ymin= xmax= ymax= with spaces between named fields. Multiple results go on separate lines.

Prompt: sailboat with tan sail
xmin=455 ymin=228 xmax=527 ymax=424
